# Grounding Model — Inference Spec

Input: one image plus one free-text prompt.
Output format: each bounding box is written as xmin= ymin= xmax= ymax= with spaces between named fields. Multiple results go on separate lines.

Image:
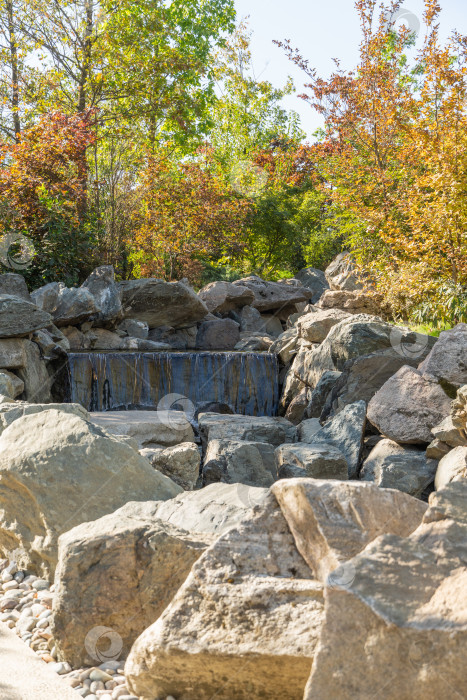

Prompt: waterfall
xmin=66 ymin=351 xmax=280 ymax=417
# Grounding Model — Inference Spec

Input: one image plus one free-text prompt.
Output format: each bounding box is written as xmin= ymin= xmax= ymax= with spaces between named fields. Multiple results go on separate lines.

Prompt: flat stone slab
xmin=90 ymin=410 xmax=194 ymax=448
xmin=0 ymin=622 xmax=78 ymax=700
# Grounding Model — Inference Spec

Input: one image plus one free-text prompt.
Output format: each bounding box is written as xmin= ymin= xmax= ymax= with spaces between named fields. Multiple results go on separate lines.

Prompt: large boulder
xmin=0 ymin=401 xmax=88 ymax=435
xmin=151 ymin=482 xmax=269 ymax=535
xmin=272 ymin=479 xmax=427 ymax=582
xmin=368 ymin=366 xmax=452 ymax=444
xmin=196 ymin=318 xmax=240 ymax=350
xmin=52 ymin=502 xmax=211 ymax=666
xmin=232 ymin=275 xmax=312 ymax=312
xmin=141 ymin=442 xmax=200 ymax=490
xmin=294 ymin=267 xmax=329 ymax=304
xmin=305 ymin=370 xmax=342 ymax=419
xmin=0 ymin=409 xmax=181 ymax=576
xmin=317 ymin=289 xmax=381 ymax=316
xmin=435 ymin=446 xmax=467 ymax=490
xmin=90 ymin=410 xmax=194 ymax=449
xmin=81 ymin=265 xmax=122 ymax=326
xmin=361 ymin=439 xmax=438 ymax=497
xmin=324 ymin=252 xmax=364 ymax=291
xmin=16 ymin=339 xmax=52 ymax=402
xmin=321 ymin=348 xmax=431 ymax=420
xmin=0 ymin=338 xmax=27 ymax=368
xmin=30 ymin=282 xmax=60 ymax=313
xmin=302 ymin=401 xmax=367 ymax=479
xmin=118 ymin=318 xmax=149 ymax=339
xmin=0 ymin=295 xmax=52 ymax=338
xmin=304 ymin=481 xmax=467 ymax=700
xmin=198 ymin=412 xmax=297 ymax=448
xmin=125 ymin=493 xmax=324 ymax=700
xmin=297 ymin=308 xmax=351 ymax=344
xmin=0 ymin=370 xmax=23 ymax=399
xmin=275 ymin=443 xmax=348 ymax=480
xmin=0 ymin=273 xmax=30 ymax=300
xmin=418 ymin=323 xmax=467 ymax=392
xmin=31 ymin=325 xmax=69 ymax=360
xmin=202 ymin=439 xmax=276 ymax=487
xmin=119 ymin=278 xmax=208 ymax=329
xmin=53 ymin=287 xmax=101 ymax=327
xmin=198 ymin=281 xmax=254 ymax=313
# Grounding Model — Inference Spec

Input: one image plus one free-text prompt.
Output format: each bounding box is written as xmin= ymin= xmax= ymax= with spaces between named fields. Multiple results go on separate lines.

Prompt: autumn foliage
xmin=281 ymin=0 xmax=467 ymax=321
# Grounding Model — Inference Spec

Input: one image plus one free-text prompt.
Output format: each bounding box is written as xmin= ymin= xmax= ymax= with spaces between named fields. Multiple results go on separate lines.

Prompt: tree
xmin=0 ymin=111 xmax=95 ymax=286
xmin=279 ymin=0 xmax=467 ymax=322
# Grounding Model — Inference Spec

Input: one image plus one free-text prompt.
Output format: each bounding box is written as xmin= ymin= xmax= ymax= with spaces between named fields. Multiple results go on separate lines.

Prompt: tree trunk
xmin=6 ymin=0 xmax=21 ymax=142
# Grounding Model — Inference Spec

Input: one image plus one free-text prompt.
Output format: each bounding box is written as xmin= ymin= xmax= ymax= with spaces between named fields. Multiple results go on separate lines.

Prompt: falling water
xmin=66 ymin=351 xmax=280 ymax=417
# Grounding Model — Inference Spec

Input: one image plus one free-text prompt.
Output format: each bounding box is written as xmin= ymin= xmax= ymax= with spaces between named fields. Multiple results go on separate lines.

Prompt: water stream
xmin=66 ymin=351 xmax=279 ymax=417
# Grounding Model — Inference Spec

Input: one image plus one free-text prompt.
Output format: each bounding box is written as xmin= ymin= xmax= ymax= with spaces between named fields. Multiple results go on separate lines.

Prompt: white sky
xmin=234 ymin=0 xmax=467 ymax=139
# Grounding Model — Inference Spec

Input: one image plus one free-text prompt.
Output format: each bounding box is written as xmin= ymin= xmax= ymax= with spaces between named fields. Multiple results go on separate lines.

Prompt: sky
xmin=234 ymin=0 xmax=467 ymax=139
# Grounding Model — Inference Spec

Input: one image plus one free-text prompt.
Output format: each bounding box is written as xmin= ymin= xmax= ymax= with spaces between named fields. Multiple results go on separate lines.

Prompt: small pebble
xmin=32 ymin=579 xmax=49 ymax=591
xmin=90 ymin=669 xmax=114 ymax=683
xmin=50 ymin=661 xmax=71 ymax=675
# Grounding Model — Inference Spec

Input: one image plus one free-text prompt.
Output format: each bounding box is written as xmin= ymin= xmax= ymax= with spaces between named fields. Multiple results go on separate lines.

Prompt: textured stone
xmin=52 ymin=502 xmax=211 ymax=666
xmin=198 ymin=281 xmax=254 ymax=313
xmin=294 ymin=267 xmax=329 ymax=304
xmin=125 ymin=494 xmax=324 ymax=700
xmin=31 ymin=326 xmax=69 ymax=360
xmin=324 ymin=251 xmax=364 ymax=291
xmin=418 ymin=323 xmax=467 ymax=391
xmin=0 ymin=273 xmax=30 ymax=300
xmin=16 ymin=340 xmax=52 ymax=403
xmin=368 ymin=366 xmax=451 ymax=444
xmin=141 ymin=443 xmax=200 ymax=490
xmin=0 ymin=339 xmax=27 ymax=369
xmin=435 ymin=446 xmax=467 ymax=490
xmin=305 ymin=370 xmax=342 ymax=418
xmin=196 ymin=318 xmax=240 ymax=350
xmin=361 ymin=439 xmax=438 ymax=497
xmin=275 ymin=443 xmax=348 ymax=480
xmin=90 ymin=410 xmax=194 ymax=449
xmin=431 ymin=415 xmax=467 ymax=448
xmin=232 ymin=275 xmax=312 ymax=312
xmin=117 ymin=318 xmax=149 ymax=339
xmin=147 ymin=324 xmax=197 ymax=350
xmin=0 ymin=295 xmax=52 ymax=338
xmin=317 ymin=289 xmax=381 ymax=316
xmin=297 ymin=308 xmax=351 ymax=343
xmin=119 ymin=278 xmax=208 ymax=329
xmin=306 ymin=401 xmax=367 ymax=478
xmin=272 ymin=478 xmax=427 ymax=582
xmin=53 ymin=287 xmax=100 ymax=327
xmin=198 ymin=412 xmax=296 ymax=448
xmin=304 ymin=481 xmax=467 ymax=700
xmin=87 ymin=328 xmax=123 ymax=350
xmin=0 ymin=409 xmax=181 ymax=575
xmin=203 ymin=439 xmax=276 ymax=487
xmin=0 ymin=371 xmax=23 ymax=399
xmin=238 ymin=305 xmax=263 ymax=332
xmin=81 ymin=265 xmax=122 ymax=326
xmin=269 ymin=328 xmax=300 ymax=363
xmin=0 ymin=401 xmax=88 ymax=435
xmin=30 ymin=282 xmax=60 ymax=313
xmin=426 ymin=438 xmax=451 ymax=460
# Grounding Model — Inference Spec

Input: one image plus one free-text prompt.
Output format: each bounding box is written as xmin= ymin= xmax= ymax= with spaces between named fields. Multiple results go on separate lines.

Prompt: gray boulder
xmin=16 ymin=340 xmax=52 ymax=402
xmin=306 ymin=401 xmax=367 ymax=479
xmin=0 ymin=370 xmax=23 ymax=399
xmin=0 ymin=295 xmax=52 ymax=338
xmin=198 ymin=413 xmax=297 ymax=448
xmin=147 ymin=324 xmax=197 ymax=350
xmin=118 ymin=337 xmax=172 ymax=351
xmin=235 ymin=335 xmax=273 ymax=352
xmin=0 ymin=338 xmax=27 ymax=368
xmin=426 ymin=438 xmax=451 ymax=460
xmin=324 ymin=252 xmax=364 ymax=291
xmin=117 ymin=318 xmax=149 ymax=339
xmin=368 ymin=366 xmax=452 ymax=444
xmin=0 ymin=409 xmax=181 ymax=576
xmin=275 ymin=442 xmax=348 ymax=480
xmin=435 ymin=446 xmax=467 ymax=490
xmin=52 ymin=502 xmax=211 ymax=666
xmin=53 ymin=287 xmax=100 ymax=327
xmin=317 ymin=289 xmax=381 ymax=316
xmin=269 ymin=328 xmax=300 ymax=364
xmin=203 ymin=439 xmax=276 ymax=487
xmin=119 ymin=278 xmax=208 ymax=329
xmin=31 ymin=326 xmax=70 ymax=360
xmin=0 ymin=273 xmax=30 ymax=300
xmin=297 ymin=308 xmax=350 ymax=343
xmin=232 ymin=275 xmax=312 ymax=312
xmin=198 ymin=281 xmax=254 ymax=313
xmin=90 ymin=410 xmax=194 ymax=449
xmin=238 ymin=305 xmax=263 ymax=332
xmin=294 ymin=267 xmax=329 ymax=303
xmin=140 ymin=442 xmax=200 ymax=491
xmin=30 ymin=282 xmax=60 ymax=313
xmin=418 ymin=323 xmax=467 ymax=392
xmin=196 ymin=318 xmax=240 ymax=350
xmin=361 ymin=439 xmax=438 ymax=497
xmin=306 ymin=371 xmax=342 ymax=418
xmin=81 ymin=265 xmax=122 ymax=326
xmin=431 ymin=416 xmax=467 ymax=448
